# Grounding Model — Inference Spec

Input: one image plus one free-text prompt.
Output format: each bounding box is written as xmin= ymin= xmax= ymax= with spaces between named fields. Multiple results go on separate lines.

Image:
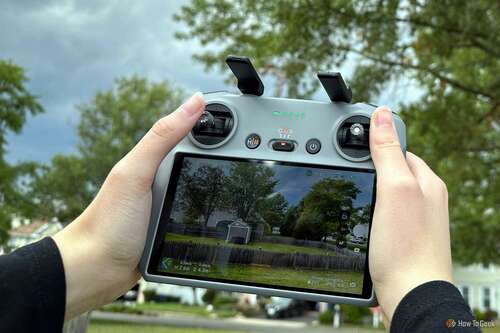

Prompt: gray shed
xmin=226 ymin=219 xmax=251 ymax=244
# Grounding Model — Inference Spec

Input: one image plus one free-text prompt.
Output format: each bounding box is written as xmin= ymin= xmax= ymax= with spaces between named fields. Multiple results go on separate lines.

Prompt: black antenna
xmin=317 ymin=72 xmax=352 ymax=103
xmin=226 ymin=56 xmax=264 ymax=96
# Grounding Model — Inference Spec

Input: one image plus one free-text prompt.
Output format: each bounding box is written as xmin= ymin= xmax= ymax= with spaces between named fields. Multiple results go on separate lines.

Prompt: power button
xmin=306 ymin=139 xmax=321 ymax=154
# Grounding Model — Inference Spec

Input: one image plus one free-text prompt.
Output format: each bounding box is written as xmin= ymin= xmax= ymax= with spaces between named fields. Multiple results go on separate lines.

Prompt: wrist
xmin=374 ymin=270 xmax=453 ymax=325
xmin=53 ymin=217 xmax=139 ymax=319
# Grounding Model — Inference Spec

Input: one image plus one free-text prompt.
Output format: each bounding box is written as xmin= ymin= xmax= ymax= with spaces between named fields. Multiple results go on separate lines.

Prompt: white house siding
xmin=454 ymin=264 xmax=500 ymax=314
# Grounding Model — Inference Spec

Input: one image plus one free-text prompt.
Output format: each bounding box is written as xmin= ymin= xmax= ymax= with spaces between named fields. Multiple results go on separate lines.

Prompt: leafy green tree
xmin=225 ymin=162 xmax=277 ymax=221
xmin=174 ymin=0 xmax=500 ymax=264
xmin=280 ymin=204 xmax=300 ymax=237
xmin=178 ymin=164 xmax=227 ymax=226
xmin=296 ymin=178 xmax=359 ymax=241
xmin=254 ymin=192 xmax=288 ymax=228
xmin=32 ymin=77 xmax=184 ymax=222
xmin=0 ymin=60 xmax=43 ymax=244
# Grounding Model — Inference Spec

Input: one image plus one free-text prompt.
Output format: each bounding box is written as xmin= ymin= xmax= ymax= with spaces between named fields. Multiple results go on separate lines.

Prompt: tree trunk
xmin=63 ymin=312 xmax=90 ymax=333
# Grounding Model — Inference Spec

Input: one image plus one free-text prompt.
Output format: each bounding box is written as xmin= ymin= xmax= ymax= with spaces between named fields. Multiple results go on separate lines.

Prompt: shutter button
xmin=272 ymin=140 xmax=295 ymax=152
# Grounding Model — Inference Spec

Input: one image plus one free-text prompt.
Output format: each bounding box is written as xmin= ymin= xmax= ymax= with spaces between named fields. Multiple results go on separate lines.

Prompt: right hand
xmin=368 ymin=107 xmax=453 ymax=325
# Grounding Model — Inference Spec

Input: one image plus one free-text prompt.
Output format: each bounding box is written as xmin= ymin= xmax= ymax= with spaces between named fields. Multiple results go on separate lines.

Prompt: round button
xmin=246 ymin=133 xmax=261 ymax=149
xmin=306 ymin=138 xmax=321 ymax=154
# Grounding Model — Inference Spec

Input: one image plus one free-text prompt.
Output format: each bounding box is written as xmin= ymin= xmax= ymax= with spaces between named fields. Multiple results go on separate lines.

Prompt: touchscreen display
xmin=150 ymin=153 xmax=375 ymax=296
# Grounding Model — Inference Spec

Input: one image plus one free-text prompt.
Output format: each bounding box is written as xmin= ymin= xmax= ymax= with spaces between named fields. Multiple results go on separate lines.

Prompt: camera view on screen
xmin=153 ymin=154 xmax=375 ymax=295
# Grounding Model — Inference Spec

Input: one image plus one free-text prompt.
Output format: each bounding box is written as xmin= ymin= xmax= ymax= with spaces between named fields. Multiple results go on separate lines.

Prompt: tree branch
xmin=341 ymin=47 xmax=495 ymax=100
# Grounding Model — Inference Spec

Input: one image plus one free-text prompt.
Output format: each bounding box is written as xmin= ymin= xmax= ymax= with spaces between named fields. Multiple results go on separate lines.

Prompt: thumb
xmin=369 ymin=106 xmax=412 ymax=180
xmin=124 ymin=92 xmax=205 ymax=178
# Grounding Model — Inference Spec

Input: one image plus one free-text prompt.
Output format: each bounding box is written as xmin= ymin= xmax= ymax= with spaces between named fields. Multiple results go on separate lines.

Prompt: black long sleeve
xmin=0 ymin=237 xmax=66 ymax=333
xmin=391 ymin=280 xmax=480 ymax=332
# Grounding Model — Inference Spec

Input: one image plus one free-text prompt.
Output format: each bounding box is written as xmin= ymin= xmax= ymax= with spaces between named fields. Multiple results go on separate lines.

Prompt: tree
xmin=32 ymin=77 xmax=184 ymax=222
xmin=280 ymin=204 xmax=300 ymax=237
xmin=254 ymin=192 xmax=288 ymax=228
xmin=174 ymin=0 xmax=500 ymax=264
xmin=296 ymin=178 xmax=359 ymax=241
xmin=225 ymin=162 xmax=277 ymax=222
xmin=178 ymin=164 xmax=226 ymax=226
xmin=0 ymin=60 xmax=44 ymax=244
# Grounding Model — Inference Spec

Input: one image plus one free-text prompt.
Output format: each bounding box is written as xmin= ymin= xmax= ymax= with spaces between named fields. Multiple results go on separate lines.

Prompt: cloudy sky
xmin=1 ymin=1 xmax=418 ymax=164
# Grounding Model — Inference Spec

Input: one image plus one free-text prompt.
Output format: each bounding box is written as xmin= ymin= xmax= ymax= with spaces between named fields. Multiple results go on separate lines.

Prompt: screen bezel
xmin=148 ymin=152 xmax=376 ymax=300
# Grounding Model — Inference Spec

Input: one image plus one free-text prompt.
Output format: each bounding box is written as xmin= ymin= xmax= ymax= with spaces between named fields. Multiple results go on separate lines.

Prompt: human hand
xmin=53 ymin=92 xmax=205 ymax=319
xmin=368 ymin=106 xmax=453 ymax=326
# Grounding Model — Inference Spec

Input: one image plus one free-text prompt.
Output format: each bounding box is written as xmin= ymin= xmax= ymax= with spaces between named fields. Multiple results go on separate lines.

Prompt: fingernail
xmin=182 ymin=92 xmax=204 ymax=116
xmin=375 ymin=107 xmax=393 ymax=128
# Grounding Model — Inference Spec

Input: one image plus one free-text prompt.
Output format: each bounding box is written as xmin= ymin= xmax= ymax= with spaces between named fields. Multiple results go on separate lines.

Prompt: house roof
xmin=9 ymin=220 xmax=50 ymax=237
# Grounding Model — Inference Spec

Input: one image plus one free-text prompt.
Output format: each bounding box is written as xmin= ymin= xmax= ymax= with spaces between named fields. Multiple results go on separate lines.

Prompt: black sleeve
xmin=391 ymin=280 xmax=480 ymax=333
xmin=0 ymin=237 xmax=66 ymax=333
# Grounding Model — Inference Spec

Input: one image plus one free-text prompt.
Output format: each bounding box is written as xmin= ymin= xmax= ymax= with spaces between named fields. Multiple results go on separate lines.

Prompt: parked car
xmin=265 ymin=297 xmax=305 ymax=318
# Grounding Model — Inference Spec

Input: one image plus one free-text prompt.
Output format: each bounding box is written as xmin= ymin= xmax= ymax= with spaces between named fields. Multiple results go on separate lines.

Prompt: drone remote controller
xmin=140 ymin=56 xmax=406 ymax=306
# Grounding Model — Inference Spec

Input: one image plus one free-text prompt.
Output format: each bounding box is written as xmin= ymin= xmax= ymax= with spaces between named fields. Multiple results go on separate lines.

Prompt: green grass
xmin=161 ymin=261 xmax=364 ymax=294
xmin=88 ymin=320 xmax=245 ymax=333
xmin=101 ymin=302 xmax=237 ymax=318
xmin=134 ymin=302 xmax=237 ymax=318
xmin=166 ymin=233 xmax=341 ymax=256
xmin=484 ymin=325 xmax=500 ymax=333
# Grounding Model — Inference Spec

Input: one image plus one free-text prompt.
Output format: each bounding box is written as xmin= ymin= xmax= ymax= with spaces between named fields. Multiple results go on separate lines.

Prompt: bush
xmin=202 ymin=289 xmax=218 ymax=305
xmin=319 ymin=309 xmax=333 ymax=325
xmin=474 ymin=309 xmax=498 ymax=321
xmin=142 ymin=290 xmax=156 ymax=302
xmin=213 ymin=295 xmax=236 ymax=307
xmin=340 ymin=305 xmax=371 ymax=324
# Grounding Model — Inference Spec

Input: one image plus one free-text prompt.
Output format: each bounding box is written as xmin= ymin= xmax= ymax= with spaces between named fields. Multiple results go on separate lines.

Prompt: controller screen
xmin=151 ymin=153 xmax=375 ymax=297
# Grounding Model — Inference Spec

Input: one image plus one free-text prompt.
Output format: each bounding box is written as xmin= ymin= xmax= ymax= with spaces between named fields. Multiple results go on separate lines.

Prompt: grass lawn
xmin=166 ymin=233 xmax=348 ymax=256
xmin=484 ymin=325 xmax=500 ymax=333
xmin=134 ymin=302 xmax=237 ymax=318
xmin=88 ymin=320 xmax=244 ymax=333
xmin=160 ymin=260 xmax=364 ymax=294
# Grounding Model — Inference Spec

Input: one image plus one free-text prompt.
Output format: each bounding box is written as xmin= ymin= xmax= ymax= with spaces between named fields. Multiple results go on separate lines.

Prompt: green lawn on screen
xmin=165 ymin=232 xmax=346 ymax=256
xmin=160 ymin=259 xmax=364 ymax=294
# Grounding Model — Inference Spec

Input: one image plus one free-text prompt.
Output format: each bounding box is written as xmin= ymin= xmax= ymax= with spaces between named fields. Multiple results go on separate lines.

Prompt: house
xmin=7 ymin=219 xmax=63 ymax=250
xmin=454 ymin=264 xmax=500 ymax=314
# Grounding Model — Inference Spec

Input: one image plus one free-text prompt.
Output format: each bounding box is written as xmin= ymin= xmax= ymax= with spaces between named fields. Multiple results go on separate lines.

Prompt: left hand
xmin=53 ymin=92 xmax=205 ymax=319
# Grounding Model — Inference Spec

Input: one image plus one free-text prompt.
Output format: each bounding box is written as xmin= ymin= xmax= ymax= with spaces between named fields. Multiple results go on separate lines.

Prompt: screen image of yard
xmin=158 ymin=157 xmax=375 ymax=294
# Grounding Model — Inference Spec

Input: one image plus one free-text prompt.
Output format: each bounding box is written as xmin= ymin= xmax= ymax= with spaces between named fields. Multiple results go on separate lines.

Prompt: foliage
xmin=179 ymin=161 xmax=227 ymax=226
xmin=296 ymin=178 xmax=360 ymax=240
xmin=473 ymin=308 xmax=498 ymax=321
xmin=0 ymin=60 xmax=44 ymax=244
xmin=255 ymin=192 xmax=288 ymax=228
xmin=174 ymin=0 xmax=500 ymax=264
xmin=340 ymin=304 xmax=371 ymax=324
xmin=318 ymin=309 xmax=333 ymax=325
xmin=225 ymin=162 xmax=277 ymax=221
xmin=31 ymin=77 xmax=184 ymax=222
xmin=202 ymin=289 xmax=218 ymax=305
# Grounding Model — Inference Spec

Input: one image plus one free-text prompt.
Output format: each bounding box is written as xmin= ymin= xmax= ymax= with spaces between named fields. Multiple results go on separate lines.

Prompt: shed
xmin=226 ymin=219 xmax=251 ymax=244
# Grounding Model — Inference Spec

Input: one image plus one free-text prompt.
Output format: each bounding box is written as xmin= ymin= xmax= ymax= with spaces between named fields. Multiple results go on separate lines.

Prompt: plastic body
xmin=140 ymin=91 xmax=406 ymax=307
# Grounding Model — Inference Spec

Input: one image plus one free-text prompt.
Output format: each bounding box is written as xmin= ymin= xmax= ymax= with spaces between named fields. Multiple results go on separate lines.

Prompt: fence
xmin=162 ymin=242 xmax=365 ymax=272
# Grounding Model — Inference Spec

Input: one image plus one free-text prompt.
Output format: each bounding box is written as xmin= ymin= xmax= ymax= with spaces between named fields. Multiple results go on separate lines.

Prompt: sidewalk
xmin=91 ymin=311 xmax=383 ymax=333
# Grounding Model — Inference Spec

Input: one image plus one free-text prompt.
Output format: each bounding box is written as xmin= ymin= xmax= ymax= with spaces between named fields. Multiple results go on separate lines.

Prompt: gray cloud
xmin=1 ymin=0 xmax=230 ymax=163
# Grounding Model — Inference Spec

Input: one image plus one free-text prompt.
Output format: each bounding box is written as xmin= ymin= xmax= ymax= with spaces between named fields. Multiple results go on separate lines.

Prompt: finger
xmin=369 ymin=106 xmax=412 ymax=180
xmin=406 ymin=152 xmax=447 ymax=196
xmin=126 ymin=92 xmax=204 ymax=174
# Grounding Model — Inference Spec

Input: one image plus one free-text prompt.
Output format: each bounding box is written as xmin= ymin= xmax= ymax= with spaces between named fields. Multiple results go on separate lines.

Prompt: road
xmin=91 ymin=311 xmax=383 ymax=333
